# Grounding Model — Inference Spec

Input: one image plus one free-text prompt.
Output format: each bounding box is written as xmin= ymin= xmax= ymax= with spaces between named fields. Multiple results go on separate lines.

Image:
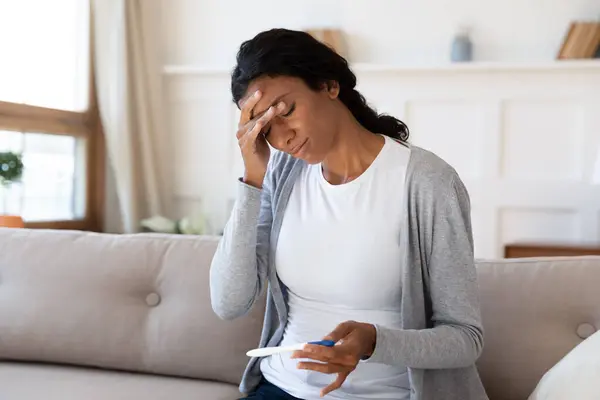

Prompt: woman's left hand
xmin=291 ymin=320 xmax=377 ymax=397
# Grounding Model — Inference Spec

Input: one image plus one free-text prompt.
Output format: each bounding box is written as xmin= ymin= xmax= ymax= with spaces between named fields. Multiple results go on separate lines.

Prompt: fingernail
xmin=277 ymin=102 xmax=285 ymax=110
xmin=254 ymin=90 xmax=261 ymax=98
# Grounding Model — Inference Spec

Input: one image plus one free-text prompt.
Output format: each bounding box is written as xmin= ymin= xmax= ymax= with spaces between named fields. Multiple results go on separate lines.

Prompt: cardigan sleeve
xmin=209 ymin=173 xmax=273 ymax=321
xmin=365 ymin=172 xmax=484 ymax=369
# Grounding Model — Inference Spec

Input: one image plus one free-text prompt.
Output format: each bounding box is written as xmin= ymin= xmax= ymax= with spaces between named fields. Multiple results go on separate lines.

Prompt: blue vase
xmin=451 ymin=32 xmax=472 ymax=62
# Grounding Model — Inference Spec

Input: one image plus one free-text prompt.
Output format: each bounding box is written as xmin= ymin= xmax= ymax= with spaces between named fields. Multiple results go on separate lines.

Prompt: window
xmin=0 ymin=0 xmax=103 ymax=230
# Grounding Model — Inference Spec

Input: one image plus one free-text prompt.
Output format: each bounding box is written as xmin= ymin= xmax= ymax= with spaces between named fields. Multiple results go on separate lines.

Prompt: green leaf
xmin=0 ymin=152 xmax=24 ymax=186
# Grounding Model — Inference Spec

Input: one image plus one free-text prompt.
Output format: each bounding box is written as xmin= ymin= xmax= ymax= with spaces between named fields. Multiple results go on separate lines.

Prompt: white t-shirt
xmin=260 ymin=135 xmax=412 ymax=400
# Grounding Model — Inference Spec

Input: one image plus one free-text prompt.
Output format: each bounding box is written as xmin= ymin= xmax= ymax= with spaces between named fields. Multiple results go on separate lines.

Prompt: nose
xmin=268 ymin=119 xmax=296 ymax=151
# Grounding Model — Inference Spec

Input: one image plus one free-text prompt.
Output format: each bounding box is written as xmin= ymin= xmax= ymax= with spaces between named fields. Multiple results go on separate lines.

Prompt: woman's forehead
xmin=246 ymin=76 xmax=303 ymax=100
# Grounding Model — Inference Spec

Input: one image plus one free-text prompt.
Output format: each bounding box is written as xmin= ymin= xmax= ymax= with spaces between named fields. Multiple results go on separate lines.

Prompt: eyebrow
xmin=250 ymin=92 xmax=290 ymax=119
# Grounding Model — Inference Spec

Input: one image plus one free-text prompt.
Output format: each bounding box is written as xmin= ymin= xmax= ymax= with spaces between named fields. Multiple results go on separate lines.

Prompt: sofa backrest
xmin=476 ymin=256 xmax=600 ymax=400
xmin=2 ymin=228 xmax=600 ymax=399
xmin=0 ymin=228 xmax=265 ymax=386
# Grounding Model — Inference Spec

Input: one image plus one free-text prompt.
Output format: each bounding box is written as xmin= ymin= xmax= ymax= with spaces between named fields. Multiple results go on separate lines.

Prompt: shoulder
xmin=407 ymin=145 xmax=459 ymax=183
xmin=406 ymin=145 xmax=469 ymax=202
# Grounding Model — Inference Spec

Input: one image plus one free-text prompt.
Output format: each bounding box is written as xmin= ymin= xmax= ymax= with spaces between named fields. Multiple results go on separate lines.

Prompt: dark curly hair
xmin=230 ymin=28 xmax=409 ymax=142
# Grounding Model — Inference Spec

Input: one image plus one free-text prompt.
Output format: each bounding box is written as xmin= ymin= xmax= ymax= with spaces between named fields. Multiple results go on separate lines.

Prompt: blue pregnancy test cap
xmin=307 ymin=340 xmax=336 ymax=347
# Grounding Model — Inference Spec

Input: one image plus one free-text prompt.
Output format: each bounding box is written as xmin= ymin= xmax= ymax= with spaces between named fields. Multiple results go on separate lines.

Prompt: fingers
xmin=292 ymin=345 xmax=355 ymax=367
xmin=239 ymin=108 xmax=271 ymax=151
xmin=239 ymin=90 xmax=262 ymax=124
xmin=321 ymin=372 xmax=350 ymax=397
xmin=291 ymin=348 xmax=334 ymax=363
xmin=293 ymin=344 xmax=336 ymax=360
xmin=238 ymin=102 xmax=285 ymax=143
xmin=237 ymin=106 xmax=272 ymax=146
xmin=323 ymin=321 xmax=356 ymax=343
xmin=297 ymin=361 xmax=347 ymax=374
xmin=247 ymin=105 xmax=277 ymax=140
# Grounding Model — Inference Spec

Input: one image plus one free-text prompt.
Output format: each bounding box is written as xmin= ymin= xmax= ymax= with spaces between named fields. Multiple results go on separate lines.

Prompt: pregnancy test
xmin=246 ymin=340 xmax=335 ymax=357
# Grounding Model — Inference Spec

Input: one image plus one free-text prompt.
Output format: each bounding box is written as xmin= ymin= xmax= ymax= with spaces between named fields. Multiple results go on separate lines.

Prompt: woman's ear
xmin=322 ymin=81 xmax=340 ymax=99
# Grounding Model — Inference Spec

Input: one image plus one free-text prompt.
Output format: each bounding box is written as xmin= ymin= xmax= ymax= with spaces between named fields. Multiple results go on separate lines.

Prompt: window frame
xmin=0 ymin=38 xmax=105 ymax=232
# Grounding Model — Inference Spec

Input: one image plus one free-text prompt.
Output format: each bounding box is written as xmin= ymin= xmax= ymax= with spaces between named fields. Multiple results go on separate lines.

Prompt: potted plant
xmin=0 ymin=151 xmax=25 ymax=228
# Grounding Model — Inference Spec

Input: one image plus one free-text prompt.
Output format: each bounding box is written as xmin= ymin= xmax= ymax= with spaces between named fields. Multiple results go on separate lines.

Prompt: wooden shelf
xmin=350 ymin=60 xmax=600 ymax=73
xmin=163 ymin=60 xmax=600 ymax=76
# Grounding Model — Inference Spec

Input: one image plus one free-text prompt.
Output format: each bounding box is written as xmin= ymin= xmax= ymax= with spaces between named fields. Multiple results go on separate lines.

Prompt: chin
xmin=281 ymin=149 xmax=314 ymax=163
xmin=286 ymin=141 xmax=325 ymax=164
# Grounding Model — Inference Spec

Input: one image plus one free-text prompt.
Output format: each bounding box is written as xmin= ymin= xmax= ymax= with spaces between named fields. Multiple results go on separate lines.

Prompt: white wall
xmin=164 ymin=63 xmax=600 ymax=258
xmin=159 ymin=0 xmax=600 ymax=258
xmin=161 ymin=0 xmax=599 ymax=66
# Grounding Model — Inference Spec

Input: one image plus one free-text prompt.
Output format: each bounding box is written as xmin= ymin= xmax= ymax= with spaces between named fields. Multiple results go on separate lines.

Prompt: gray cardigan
xmin=210 ymin=144 xmax=489 ymax=400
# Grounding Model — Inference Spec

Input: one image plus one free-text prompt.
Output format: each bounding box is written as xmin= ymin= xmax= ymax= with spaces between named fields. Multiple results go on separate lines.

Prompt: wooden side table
xmin=504 ymin=242 xmax=600 ymax=258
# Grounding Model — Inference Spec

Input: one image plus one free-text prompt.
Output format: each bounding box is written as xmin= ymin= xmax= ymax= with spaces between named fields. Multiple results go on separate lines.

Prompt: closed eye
xmin=263 ymin=103 xmax=295 ymax=137
xmin=282 ymin=103 xmax=296 ymax=117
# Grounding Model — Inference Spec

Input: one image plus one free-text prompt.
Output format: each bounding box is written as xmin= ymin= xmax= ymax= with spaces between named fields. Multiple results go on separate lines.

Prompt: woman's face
xmin=240 ymin=75 xmax=340 ymax=164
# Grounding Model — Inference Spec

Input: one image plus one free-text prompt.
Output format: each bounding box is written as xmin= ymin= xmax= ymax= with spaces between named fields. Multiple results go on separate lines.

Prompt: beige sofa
xmin=0 ymin=228 xmax=599 ymax=399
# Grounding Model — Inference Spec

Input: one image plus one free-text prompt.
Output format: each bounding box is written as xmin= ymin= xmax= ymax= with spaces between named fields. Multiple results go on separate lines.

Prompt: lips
xmin=290 ymin=138 xmax=308 ymax=156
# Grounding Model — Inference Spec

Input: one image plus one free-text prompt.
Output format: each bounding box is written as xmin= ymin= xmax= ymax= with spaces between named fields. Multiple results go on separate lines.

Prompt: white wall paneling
xmin=166 ymin=73 xmax=239 ymax=232
xmin=164 ymin=61 xmax=600 ymax=258
xmin=501 ymin=99 xmax=586 ymax=181
xmin=499 ymin=208 xmax=583 ymax=245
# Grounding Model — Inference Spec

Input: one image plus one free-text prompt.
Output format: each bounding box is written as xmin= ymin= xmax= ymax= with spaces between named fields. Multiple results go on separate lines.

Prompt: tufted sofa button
xmin=576 ymin=323 xmax=596 ymax=339
xmin=146 ymin=292 xmax=161 ymax=307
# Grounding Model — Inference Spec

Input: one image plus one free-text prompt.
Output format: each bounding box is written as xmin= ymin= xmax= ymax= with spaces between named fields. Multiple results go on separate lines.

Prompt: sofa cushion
xmin=0 ymin=361 xmax=241 ymax=400
xmin=0 ymin=229 xmax=265 ymax=385
xmin=527 ymin=330 xmax=600 ymax=400
xmin=475 ymin=256 xmax=600 ymax=400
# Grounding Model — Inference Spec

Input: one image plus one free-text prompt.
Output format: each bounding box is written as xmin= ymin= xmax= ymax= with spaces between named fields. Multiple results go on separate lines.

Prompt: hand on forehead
xmin=243 ymin=76 xmax=299 ymax=118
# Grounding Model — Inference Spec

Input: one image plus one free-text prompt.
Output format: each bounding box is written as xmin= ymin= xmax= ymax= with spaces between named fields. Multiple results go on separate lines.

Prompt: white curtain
xmin=91 ymin=0 xmax=171 ymax=233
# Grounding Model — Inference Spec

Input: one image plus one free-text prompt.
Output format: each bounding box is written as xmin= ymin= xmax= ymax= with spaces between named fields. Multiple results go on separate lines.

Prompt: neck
xmin=321 ymin=109 xmax=385 ymax=185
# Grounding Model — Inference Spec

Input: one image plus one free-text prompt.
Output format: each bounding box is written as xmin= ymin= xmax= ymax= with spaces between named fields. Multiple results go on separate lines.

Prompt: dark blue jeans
xmin=239 ymin=379 xmax=303 ymax=400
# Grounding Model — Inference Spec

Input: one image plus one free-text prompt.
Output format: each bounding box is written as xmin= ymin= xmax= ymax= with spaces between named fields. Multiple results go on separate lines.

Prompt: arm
xmin=209 ymin=174 xmax=273 ymax=320
xmin=366 ymin=173 xmax=484 ymax=369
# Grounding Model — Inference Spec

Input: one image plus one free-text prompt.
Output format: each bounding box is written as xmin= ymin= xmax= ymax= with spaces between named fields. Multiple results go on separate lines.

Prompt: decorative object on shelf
xmin=450 ymin=26 xmax=473 ymax=62
xmin=305 ymin=28 xmax=347 ymax=58
xmin=0 ymin=151 xmax=24 ymax=228
xmin=140 ymin=214 xmax=208 ymax=235
xmin=557 ymin=21 xmax=600 ymax=59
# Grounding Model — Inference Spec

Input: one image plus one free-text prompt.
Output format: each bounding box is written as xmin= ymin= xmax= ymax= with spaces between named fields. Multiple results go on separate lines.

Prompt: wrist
xmin=362 ymin=323 xmax=377 ymax=359
xmin=242 ymin=174 xmax=264 ymax=189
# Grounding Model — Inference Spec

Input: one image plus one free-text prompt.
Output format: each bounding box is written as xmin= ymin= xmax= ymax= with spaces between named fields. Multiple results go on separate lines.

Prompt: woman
xmin=210 ymin=28 xmax=488 ymax=400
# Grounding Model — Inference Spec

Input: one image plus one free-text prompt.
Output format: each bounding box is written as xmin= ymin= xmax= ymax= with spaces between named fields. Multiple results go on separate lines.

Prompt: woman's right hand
xmin=237 ymin=90 xmax=285 ymax=189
